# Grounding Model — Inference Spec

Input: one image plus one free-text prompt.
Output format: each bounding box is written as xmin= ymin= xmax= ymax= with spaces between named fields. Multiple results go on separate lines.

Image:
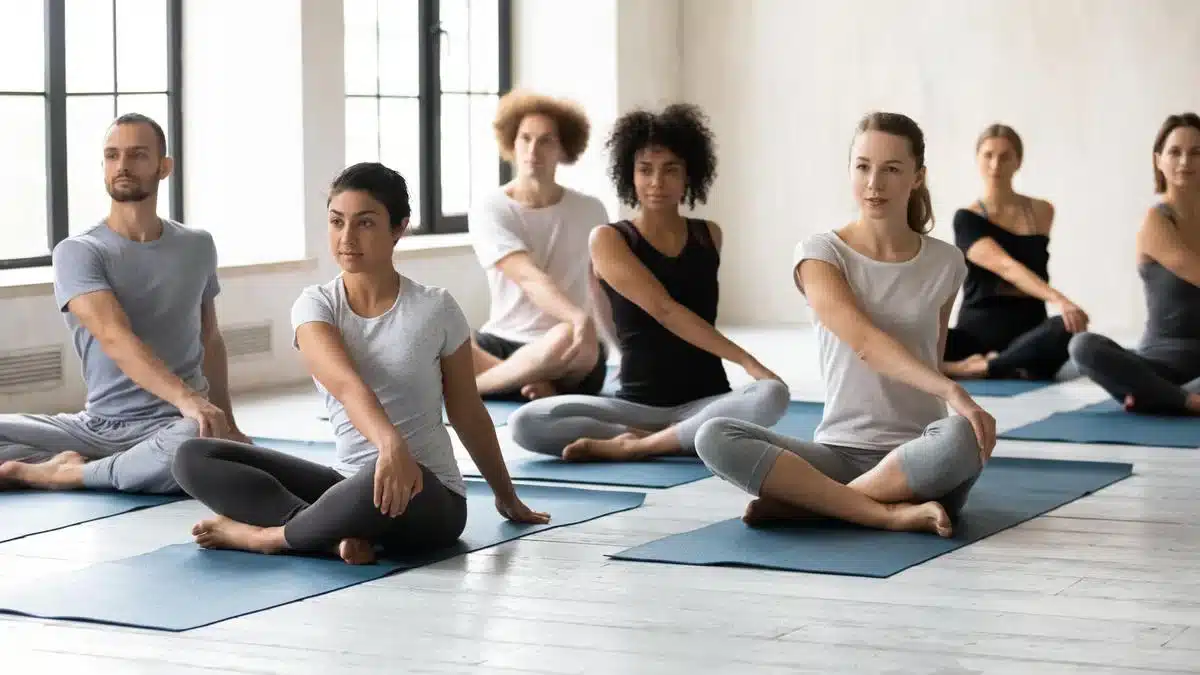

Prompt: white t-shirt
xmin=290 ymin=276 xmax=471 ymax=496
xmin=794 ymin=231 xmax=967 ymax=452
xmin=469 ymin=187 xmax=609 ymax=343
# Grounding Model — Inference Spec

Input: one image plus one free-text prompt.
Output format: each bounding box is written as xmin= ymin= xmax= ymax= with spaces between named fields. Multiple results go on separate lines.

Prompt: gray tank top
xmin=1139 ymin=203 xmax=1200 ymax=343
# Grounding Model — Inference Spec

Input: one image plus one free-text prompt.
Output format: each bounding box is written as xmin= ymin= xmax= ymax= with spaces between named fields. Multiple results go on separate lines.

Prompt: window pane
xmin=116 ymin=93 xmax=171 ymax=218
xmin=469 ymin=94 xmax=499 ymax=210
xmin=67 ymin=95 xmax=117 ymax=235
xmin=468 ymin=0 xmax=499 ymax=93
xmin=115 ymin=0 xmax=168 ymax=92
xmin=345 ymin=96 xmax=380 ymax=165
xmin=344 ymin=0 xmax=379 ymax=96
xmin=66 ymin=0 xmax=116 ymax=93
xmin=439 ymin=0 xmax=469 ymax=93
xmin=0 ymin=1 xmax=45 ymax=92
xmin=377 ymin=0 xmax=419 ymax=96
xmin=439 ymin=93 xmax=469 ymax=216
xmin=379 ymin=98 xmax=421 ymax=230
xmin=0 ymin=96 xmax=50 ymax=259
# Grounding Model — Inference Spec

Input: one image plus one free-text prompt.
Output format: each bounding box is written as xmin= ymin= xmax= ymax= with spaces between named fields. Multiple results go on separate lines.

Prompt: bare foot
xmin=886 ymin=502 xmax=953 ymax=537
xmin=337 ymin=538 xmax=377 ymax=565
xmin=521 ymin=381 xmax=558 ymax=400
xmin=1187 ymin=393 xmax=1200 ymax=415
xmin=742 ymin=497 xmax=820 ymax=526
xmin=192 ymin=516 xmax=286 ymax=554
xmin=1123 ymin=394 xmax=1137 ymax=412
xmin=562 ymin=433 xmax=646 ymax=462
xmin=943 ymin=354 xmax=989 ymax=379
xmin=0 ymin=451 xmax=87 ymax=490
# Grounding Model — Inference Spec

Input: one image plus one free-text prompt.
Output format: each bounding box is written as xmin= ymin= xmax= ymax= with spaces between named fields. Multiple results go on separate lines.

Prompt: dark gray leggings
xmin=172 ymin=439 xmax=467 ymax=552
xmin=1068 ymin=332 xmax=1200 ymax=414
xmin=696 ymin=415 xmax=984 ymax=518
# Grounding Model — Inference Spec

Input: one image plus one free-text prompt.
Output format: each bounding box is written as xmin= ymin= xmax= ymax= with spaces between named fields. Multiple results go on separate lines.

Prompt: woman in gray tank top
xmin=695 ymin=113 xmax=994 ymax=538
xmin=1068 ymin=113 xmax=1200 ymax=415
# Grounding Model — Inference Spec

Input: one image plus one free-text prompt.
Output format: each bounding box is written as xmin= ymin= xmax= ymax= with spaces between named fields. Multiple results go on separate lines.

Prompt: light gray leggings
xmin=0 ymin=412 xmax=199 ymax=493
xmin=508 ymin=380 xmax=791 ymax=456
xmin=695 ymin=415 xmax=984 ymax=517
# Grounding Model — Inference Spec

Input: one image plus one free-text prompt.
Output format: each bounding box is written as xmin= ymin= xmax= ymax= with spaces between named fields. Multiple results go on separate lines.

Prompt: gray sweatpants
xmin=0 ymin=412 xmax=199 ymax=493
xmin=695 ymin=415 xmax=984 ymax=517
xmin=508 ymin=380 xmax=791 ymax=456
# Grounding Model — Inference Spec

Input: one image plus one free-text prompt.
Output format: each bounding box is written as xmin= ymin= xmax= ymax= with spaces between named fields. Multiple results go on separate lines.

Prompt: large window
xmin=344 ymin=0 xmax=511 ymax=234
xmin=0 ymin=0 xmax=183 ymax=270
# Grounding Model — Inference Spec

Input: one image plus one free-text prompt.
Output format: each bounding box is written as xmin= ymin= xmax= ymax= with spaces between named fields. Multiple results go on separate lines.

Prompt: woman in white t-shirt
xmin=173 ymin=163 xmax=548 ymax=564
xmin=695 ymin=113 xmax=996 ymax=538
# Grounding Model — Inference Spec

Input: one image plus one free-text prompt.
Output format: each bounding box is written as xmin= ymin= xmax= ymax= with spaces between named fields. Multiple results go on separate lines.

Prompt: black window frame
xmin=0 ymin=0 xmax=184 ymax=271
xmin=345 ymin=0 xmax=512 ymax=236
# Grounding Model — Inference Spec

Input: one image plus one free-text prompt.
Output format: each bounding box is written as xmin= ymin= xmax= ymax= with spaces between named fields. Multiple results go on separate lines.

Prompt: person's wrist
xmin=378 ymin=436 xmax=409 ymax=459
xmin=940 ymin=378 xmax=964 ymax=401
xmin=172 ymin=389 xmax=203 ymax=412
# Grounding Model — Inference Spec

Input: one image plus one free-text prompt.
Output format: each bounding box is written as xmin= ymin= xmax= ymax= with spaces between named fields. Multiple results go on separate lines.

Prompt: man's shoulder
xmin=163 ymin=219 xmax=215 ymax=245
xmin=52 ymin=225 xmax=110 ymax=264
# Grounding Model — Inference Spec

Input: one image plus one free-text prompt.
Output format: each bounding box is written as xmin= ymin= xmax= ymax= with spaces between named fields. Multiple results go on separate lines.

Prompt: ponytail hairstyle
xmin=976 ymin=123 xmax=1024 ymax=163
xmin=853 ymin=112 xmax=933 ymax=233
xmin=327 ymin=162 xmax=412 ymax=232
xmin=1152 ymin=112 xmax=1200 ymax=194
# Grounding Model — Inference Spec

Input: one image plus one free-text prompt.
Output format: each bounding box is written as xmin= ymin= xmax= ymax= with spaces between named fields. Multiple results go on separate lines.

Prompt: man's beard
xmin=107 ymin=180 xmax=153 ymax=202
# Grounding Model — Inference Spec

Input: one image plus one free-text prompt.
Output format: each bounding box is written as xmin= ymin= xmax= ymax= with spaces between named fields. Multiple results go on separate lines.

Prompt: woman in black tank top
xmin=505 ymin=105 xmax=789 ymax=462
xmin=942 ymin=125 xmax=1089 ymax=381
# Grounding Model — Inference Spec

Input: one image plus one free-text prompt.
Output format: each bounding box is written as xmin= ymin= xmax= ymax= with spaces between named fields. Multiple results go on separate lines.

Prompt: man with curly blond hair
xmin=468 ymin=90 xmax=610 ymax=401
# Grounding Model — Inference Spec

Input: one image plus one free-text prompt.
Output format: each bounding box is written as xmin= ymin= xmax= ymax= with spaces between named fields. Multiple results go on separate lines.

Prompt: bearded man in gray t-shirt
xmin=0 ymin=114 xmax=247 ymax=494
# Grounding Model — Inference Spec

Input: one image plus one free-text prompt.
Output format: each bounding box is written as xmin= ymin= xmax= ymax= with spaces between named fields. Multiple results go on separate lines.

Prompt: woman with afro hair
xmin=507 ymin=104 xmax=789 ymax=462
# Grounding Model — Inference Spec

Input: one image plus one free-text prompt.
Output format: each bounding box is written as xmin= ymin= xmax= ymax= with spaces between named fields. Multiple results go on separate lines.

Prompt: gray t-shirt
xmin=52 ymin=219 xmax=220 ymax=420
xmin=794 ymin=231 xmax=967 ymax=452
xmin=290 ymin=275 xmax=471 ymax=496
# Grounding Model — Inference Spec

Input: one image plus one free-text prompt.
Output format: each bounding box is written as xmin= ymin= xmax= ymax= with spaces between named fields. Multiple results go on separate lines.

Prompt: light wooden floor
xmin=3 ymin=326 xmax=1199 ymax=674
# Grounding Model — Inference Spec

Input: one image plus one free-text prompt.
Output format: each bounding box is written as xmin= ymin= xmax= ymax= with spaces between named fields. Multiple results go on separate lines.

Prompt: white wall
xmin=682 ymin=0 xmax=1200 ymax=332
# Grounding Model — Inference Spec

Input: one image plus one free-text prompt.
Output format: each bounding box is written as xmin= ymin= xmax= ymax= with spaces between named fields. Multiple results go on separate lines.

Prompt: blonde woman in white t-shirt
xmin=695 ymin=113 xmax=996 ymax=538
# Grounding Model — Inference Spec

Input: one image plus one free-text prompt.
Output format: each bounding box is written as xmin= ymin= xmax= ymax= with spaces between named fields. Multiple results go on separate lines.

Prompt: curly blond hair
xmin=493 ymin=90 xmax=590 ymax=164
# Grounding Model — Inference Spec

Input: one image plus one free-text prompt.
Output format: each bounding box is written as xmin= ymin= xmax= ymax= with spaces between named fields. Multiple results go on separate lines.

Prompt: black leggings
xmin=1068 ymin=332 xmax=1200 ymax=414
xmin=172 ymin=439 xmax=467 ymax=552
xmin=945 ymin=308 xmax=1071 ymax=380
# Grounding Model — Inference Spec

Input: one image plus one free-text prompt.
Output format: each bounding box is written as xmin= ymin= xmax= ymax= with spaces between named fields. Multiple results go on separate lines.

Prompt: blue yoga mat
xmin=0 ymin=481 xmax=644 ymax=631
xmin=0 ymin=491 xmax=185 ymax=544
xmin=443 ymin=399 xmax=523 ymax=426
xmin=771 ymin=401 xmax=824 ymax=439
xmin=249 ymin=437 xmax=338 ymax=465
xmin=465 ymin=455 xmax=713 ymax=489
xmin=959 ymin=379 xmax=1054 ymax=397
xmin=1002 ymin=399 xmax=1200 ymax=448
xmin=609 ymin=457 xmax=1131 ymax=578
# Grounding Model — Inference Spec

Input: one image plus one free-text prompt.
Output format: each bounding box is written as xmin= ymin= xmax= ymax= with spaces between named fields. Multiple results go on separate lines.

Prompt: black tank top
xmin=601 ymin=219 xmax=731 ymax=406
xmin=953 ymin=201 xmax=1050 ymax=315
